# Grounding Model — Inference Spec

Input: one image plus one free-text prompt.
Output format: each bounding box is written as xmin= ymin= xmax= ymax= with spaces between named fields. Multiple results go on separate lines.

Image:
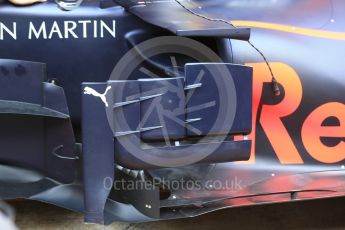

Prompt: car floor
xmin=9 ymin=196 xmax=345 ymax=230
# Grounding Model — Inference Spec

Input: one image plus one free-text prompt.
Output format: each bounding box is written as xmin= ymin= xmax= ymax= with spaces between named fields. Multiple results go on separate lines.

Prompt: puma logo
xmin=83 ymin=86 xmax=112 ymax=107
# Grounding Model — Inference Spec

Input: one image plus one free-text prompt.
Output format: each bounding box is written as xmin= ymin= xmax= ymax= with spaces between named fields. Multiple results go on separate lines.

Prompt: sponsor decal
xmin=243 ymin=62 xmax=345 ymax=164
xmin=0 ymin=20 xmax=116 ymax=40
xmin=84 ymin=86 xmax=112 ymax=107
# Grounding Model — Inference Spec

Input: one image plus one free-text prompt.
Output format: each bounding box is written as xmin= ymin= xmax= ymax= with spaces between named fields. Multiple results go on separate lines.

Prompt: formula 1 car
xmin=0 ymin=0 xmax=344 ymax=225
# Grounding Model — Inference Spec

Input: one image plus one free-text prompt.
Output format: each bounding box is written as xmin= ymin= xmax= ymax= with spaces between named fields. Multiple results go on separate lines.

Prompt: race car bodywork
xmin=0 ymin=0 xmax=344 ymax=225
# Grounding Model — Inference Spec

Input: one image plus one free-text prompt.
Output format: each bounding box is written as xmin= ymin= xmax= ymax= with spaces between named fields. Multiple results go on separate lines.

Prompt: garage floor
xmin=9 ymin=196 xmax=345 ymax=230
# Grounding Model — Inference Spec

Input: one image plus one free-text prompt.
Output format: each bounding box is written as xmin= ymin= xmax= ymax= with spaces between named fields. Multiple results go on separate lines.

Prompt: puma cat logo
xmin=83 ymin=86 xmax=112 ymax=107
